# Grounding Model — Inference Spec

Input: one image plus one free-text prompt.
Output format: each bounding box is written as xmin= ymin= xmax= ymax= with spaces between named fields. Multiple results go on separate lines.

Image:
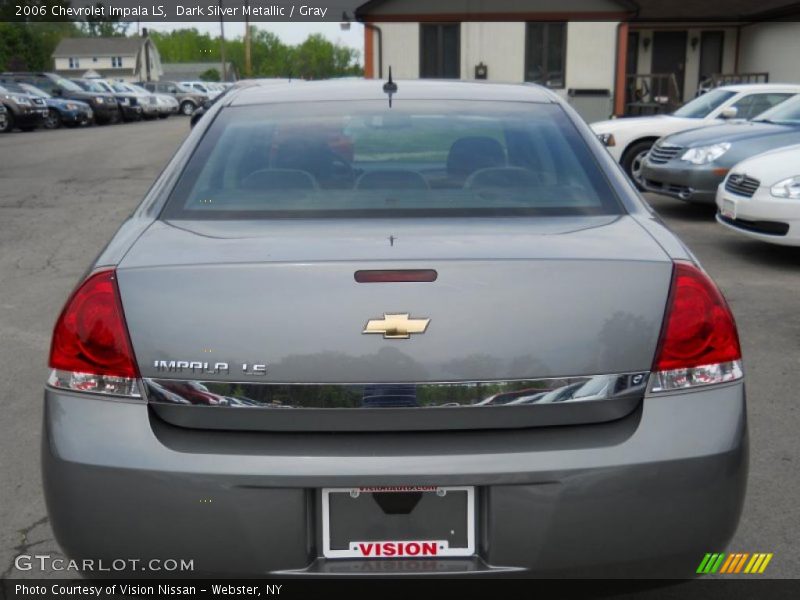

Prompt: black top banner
xmin=5 ymin=0 xmax=361 ymax=22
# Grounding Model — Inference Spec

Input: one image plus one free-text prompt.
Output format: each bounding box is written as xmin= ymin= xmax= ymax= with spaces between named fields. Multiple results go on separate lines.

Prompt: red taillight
xmin=653 ymin=262 xmax=741 ymax=372
xmin=355 ymin=269 xmax=438 ymax=283
xmin=49 ymin=268 xmax=139 ymax=379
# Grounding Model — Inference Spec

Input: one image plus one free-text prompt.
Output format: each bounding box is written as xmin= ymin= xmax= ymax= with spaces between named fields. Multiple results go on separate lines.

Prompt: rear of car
xmin=42 ymin=81 xmax=747 ymax=577
xmin=717 ymin=144 xmax=800 ymax=245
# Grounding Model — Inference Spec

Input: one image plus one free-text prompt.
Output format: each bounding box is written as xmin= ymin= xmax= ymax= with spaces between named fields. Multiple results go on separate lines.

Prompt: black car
xmin=1 ymin=72 xmax=120 ymax=125
xmin=0 ymin=83 xmax=47 ymax=132
xmin=71 ymin=78 xmax=142 ymax=122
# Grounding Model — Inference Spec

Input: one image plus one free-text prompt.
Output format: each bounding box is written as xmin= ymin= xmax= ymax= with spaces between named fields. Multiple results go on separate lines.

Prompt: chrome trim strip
xmin=142 ymin=372 xmax=649 ymax=409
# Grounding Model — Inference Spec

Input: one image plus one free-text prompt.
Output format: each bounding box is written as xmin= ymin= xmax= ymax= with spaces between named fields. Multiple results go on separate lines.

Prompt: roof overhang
xmin=354 ymin=0 xmax=800 ymax=22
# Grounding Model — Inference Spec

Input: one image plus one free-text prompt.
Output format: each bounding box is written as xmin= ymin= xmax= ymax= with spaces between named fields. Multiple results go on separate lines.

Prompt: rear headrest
xmin=447 ymin=136 xmax=506 ymax=179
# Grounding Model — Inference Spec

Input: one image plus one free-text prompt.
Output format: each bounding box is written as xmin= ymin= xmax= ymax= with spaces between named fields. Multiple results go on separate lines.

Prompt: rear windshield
xmin=162 ymin=100 xmax=621 ymax=219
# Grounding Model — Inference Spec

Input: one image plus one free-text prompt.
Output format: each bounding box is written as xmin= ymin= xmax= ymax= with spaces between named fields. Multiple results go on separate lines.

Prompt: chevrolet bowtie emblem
xmin=363 ymin=313 xmax=431 ymax=339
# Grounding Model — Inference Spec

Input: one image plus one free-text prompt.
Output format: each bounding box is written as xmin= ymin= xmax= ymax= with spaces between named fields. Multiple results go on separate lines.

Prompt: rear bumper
xmin=42 ymin=382 xmax=747 ymax=578
xmin=641 ymin=161 xmax=721 ymax=204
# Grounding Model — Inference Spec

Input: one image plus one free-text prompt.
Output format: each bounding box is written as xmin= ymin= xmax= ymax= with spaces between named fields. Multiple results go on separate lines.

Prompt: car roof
xmin=718 ymin=83 xmax=800 ymax=93
xmin=228 ymin=79 xmax=558 ymax=106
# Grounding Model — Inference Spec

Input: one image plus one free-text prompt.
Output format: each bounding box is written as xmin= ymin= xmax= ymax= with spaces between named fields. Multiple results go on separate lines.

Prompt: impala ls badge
xmin=363 ymin=313 xmax=431 ymax=339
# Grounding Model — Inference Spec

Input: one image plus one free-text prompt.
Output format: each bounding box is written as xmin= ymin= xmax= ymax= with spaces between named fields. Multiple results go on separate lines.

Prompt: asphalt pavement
xmin=0 ymin=118 xmax=797 ymax=582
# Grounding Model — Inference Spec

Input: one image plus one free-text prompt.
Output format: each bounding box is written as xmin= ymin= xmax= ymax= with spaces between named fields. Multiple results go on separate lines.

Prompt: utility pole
xmin=219 ymin=0 xmax=227 ymax=81
xmin=244 ymin=0 xmax=252 ymax=77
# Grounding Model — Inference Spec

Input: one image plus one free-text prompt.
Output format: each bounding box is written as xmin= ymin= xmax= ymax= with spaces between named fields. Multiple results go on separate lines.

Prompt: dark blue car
xmin=17 ymin=81 xmax=92 ymax=128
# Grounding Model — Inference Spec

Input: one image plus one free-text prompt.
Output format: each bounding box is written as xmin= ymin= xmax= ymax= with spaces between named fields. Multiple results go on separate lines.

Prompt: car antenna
xmin=383 ymin=66 xmax=397 ymax=108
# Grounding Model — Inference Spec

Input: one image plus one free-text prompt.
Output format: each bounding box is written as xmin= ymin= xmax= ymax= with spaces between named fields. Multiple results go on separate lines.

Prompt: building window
xmin=420 ymin=24 xmax=460 ymax=79
xmin=68 ymin=57 xmax=80 ymax=69
xmin=525 ymin=22 xmax=567 ymax=88
xmin=111 ymin=56 xmax=123 ymax=68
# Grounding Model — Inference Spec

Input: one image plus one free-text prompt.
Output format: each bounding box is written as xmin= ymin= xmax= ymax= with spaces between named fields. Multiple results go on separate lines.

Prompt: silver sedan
xmin=43 ymin=80 xmax=746 ymax=578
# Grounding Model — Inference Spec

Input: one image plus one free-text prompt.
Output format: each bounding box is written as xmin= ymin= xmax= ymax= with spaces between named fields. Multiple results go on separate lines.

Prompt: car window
xmin=29 ymin=77 xmax=57 ymax=95
xmin=731 ymin=93 xmax=794 ymax=120
xmin=754 ymin=95 xmax=800 ymax=125
xmin=163 ymin=100 xmax=622 ymax=220
xmin=19 ymin=83 xmax=49 ymax=98
xmin=0 ymin=81 xmax=26 ymax=94
xmin=54 ymin=77 xmax=82 ymax=92
xmin=672 ymin=89 xmax=736 ymax=118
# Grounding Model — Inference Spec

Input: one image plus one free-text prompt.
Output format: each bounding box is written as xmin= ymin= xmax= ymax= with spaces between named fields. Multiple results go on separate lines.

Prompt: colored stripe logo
xmin=697 ymin=552 xmax=773 ymax=574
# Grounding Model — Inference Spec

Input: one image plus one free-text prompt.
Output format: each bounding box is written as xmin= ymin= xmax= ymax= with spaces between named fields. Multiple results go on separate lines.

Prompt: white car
xmin=716 ymin=143 xmax=800 ymax=246
xmin=181 ymin=81 xmax=221 ymax=99
xmin=591 ymin=84 xmax=800 ymax=187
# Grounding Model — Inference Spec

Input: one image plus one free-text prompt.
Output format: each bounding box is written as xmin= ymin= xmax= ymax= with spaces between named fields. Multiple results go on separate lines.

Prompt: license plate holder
xmin=321 ymin=486 xmax=475 ymax=559
xmin=721 ymin=198 xmax=737 ymax=219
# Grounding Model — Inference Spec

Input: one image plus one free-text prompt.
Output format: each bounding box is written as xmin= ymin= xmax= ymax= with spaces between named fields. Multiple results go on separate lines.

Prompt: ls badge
xmin=363 ymin=313 xmax=431 ymax=339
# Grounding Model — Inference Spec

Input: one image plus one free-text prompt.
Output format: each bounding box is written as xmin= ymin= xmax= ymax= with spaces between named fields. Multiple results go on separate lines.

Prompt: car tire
xmin=0 ymin=111 xmax=12 ymax=133
xmin=44 ymin=109 xmax=61 ymax=130
xmin=621 ymin=140 xmax=654 ymax=191
xmin=180 ymin=101 xmax=195 ymax=116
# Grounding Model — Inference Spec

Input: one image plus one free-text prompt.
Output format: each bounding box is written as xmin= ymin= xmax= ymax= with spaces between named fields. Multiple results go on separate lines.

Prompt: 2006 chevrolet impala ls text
xmin=43 ymin=80 xmax=747 ymax=578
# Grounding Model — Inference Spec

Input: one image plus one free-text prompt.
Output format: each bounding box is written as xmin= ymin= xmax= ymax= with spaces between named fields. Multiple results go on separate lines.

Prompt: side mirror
xmin=190 ymin=107 xmax=205 ymax=128
xmin=720 ymin=106 xmax=738 ymax=119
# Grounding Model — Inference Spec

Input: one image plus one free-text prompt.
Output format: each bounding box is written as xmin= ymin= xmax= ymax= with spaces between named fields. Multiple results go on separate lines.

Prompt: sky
xmin=137 ymin=21 xmax=365 ymax=55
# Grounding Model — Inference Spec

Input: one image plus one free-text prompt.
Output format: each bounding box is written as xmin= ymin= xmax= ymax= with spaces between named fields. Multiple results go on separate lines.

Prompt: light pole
xmin=244 ymin=0 xmax=252 ymax=77
xmin=219 ymin=0 xmax=227 ymax=81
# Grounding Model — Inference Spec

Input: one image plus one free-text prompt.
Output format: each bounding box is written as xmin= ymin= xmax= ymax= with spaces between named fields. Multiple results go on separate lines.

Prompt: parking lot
xmin=0 ymin=118 xmax=798 ymax=580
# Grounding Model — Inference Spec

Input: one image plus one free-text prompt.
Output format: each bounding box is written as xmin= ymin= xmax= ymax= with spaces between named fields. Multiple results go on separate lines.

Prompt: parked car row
xmin=592 ymin=84 xmax=800 ymax=247
xmin=0 ymin=72 xmax=217 ymax=132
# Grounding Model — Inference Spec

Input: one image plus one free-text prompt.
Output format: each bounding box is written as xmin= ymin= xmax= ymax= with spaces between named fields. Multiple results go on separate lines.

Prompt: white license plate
xmin=721 ymin=198 xmax=737 ymax=219
xmin=321 ymin=486 xmax=475 ymax=559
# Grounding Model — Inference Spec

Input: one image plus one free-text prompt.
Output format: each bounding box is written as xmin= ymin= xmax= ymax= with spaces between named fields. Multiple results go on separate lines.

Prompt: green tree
xmin=0 ymin=20 xmax=81 ymax=71
xmin=80 ymin=2 xmax=130 ymax=37
xmin=199 ymin=68 xmax=221 ymax=82
xmin=148 ymin=28 xmax=361 ymax=81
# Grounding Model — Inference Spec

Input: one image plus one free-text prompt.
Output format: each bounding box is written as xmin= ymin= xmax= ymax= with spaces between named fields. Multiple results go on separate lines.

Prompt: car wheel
xmin=44 ymin=109 xmax=61 ymax=129
xmin=180 ymin=101 xmax=195 ymax=116
xmin=621 ymin=140 xmax=654 ymax=191
xmin=0 ymin=112 xmax=13 ymax=133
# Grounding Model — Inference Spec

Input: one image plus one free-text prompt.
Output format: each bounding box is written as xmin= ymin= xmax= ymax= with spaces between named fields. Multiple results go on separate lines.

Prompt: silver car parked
xmin=43 ymin=80 xmax=746 ymax=578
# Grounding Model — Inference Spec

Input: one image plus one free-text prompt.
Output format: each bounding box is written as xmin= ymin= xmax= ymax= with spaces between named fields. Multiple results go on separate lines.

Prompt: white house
xmin=52 ymin=34 xmax=163 ymax=82
xmin=355 ymin=0 xmax=800 ymax=121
